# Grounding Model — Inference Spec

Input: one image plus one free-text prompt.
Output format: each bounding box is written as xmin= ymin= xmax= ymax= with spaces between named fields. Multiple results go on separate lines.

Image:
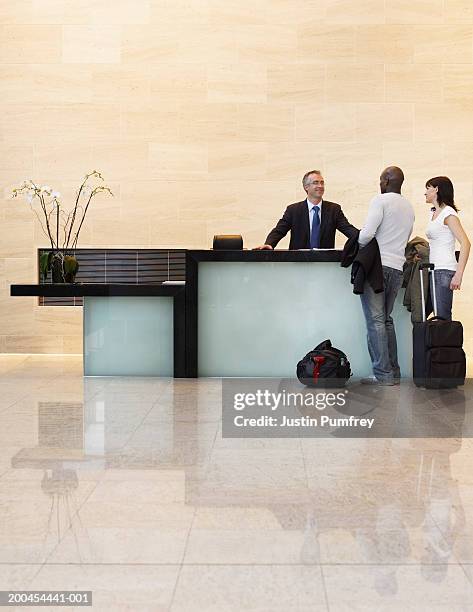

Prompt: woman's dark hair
xmin=425 ymin=176 xmax=458 ymax=211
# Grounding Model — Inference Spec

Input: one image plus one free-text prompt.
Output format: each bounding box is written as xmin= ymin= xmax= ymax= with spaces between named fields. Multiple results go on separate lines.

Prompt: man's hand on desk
xmin=253 ymin=244 xmax=273 ymax=250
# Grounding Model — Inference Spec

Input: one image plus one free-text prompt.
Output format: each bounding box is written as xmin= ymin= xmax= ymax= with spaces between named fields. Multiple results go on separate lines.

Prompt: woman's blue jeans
xmin=430 ymin=269 xmax=455 ymax=321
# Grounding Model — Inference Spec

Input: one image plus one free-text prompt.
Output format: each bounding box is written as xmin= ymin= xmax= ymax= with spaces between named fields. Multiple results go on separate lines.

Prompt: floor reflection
xmin=1 ymin=356 xmax=473 ymax=610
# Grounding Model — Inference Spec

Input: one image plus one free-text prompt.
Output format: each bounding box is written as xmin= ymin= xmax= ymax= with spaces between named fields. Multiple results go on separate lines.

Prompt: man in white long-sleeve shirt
xmin=359 ymin=166 xmax=415 ymax=385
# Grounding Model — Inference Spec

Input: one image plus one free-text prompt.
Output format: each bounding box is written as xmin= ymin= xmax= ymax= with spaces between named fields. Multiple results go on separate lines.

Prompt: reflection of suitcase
xmin=413 ymin=263 xmax=466 ymax=388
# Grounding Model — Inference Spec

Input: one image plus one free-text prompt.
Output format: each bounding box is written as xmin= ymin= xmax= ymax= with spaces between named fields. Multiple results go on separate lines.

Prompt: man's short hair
xmin=302 ymin=170 xmax=322 ymax=189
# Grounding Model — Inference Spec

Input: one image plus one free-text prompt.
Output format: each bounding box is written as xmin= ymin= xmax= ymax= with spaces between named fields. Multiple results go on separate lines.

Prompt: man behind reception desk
xmin=255 ymin=170 xmax=358 ymax=250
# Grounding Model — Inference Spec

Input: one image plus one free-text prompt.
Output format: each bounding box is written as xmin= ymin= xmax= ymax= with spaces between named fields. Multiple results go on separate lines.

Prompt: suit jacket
xmin=351 ymin=238 xmax=384 ymax=295
xmin=340 ymin=231 xmax=360 ymax=268
xmin=265 ymin=200 xmax=358 ymax=249
xmin=340 ymin=233 xmax=384 ymax=295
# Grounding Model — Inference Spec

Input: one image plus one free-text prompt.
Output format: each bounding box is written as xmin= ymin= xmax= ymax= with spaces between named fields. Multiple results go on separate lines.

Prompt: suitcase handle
xmin=429 ymin=316 xmax=446 ymax=322
xmin=419 ymin=263 xmax=438 ymax=322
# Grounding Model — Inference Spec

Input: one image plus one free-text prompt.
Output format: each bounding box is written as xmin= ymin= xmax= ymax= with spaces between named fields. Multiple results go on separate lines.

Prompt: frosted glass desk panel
xmin=198 ymin=262 xmax=412 ymax=378
xmin=84 ymin=296 xmax=173 ymax=376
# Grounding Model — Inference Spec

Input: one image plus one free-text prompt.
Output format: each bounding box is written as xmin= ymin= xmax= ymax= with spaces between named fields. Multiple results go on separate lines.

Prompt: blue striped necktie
xmin=310 ymin=206 xmax=320 ymax=249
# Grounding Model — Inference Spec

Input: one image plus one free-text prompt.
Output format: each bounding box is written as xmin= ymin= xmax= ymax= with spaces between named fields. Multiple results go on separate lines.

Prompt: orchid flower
xmin=11 ymin=171 xmax=112 ymax=253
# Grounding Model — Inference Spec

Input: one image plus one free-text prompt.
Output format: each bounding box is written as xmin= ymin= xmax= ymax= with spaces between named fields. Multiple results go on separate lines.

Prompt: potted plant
xmin=12 ymin=171 xmax=113 ymax=283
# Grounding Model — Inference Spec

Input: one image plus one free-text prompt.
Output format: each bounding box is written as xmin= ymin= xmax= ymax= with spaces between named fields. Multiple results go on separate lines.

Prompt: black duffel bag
xmin=297 ymin=339 xmax=351 ymax=387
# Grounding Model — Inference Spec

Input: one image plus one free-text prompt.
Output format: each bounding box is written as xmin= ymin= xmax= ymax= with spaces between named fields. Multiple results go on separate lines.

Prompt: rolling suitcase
xmin=413 ymin=263 xmax=466 ymax=388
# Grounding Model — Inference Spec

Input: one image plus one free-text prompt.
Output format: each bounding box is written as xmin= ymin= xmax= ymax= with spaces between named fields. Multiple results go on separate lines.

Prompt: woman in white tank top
xmin=425 ymin=176 xmax=470 ymax=321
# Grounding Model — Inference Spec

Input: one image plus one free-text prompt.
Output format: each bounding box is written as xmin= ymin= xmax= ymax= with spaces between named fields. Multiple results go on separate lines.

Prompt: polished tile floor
xmin=1 ymin=355 xmax=473 ymax=611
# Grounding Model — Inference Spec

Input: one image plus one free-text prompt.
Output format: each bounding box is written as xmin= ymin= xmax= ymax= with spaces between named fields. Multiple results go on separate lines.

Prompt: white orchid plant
xmin=12 ymin=170 xmax=113 ymax=281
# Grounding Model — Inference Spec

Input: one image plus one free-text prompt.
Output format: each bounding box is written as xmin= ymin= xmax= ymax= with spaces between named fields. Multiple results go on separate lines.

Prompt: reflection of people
xmin=358 ymin=167 xmax=415 ymax=385
xmin=255 ymin=170 xmax=357 ymax=250
xmin=425 ymin=176 xmax=471 ymax=321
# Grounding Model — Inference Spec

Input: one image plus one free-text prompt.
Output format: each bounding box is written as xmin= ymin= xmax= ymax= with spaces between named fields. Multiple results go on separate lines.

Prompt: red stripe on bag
xmin=312 ymin=356 xmax=325 ymax=383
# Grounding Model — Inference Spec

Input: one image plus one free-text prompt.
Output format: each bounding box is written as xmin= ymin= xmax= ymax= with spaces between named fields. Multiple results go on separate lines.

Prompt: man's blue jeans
xmin=359 ymin=266 xmax=403 ymax=382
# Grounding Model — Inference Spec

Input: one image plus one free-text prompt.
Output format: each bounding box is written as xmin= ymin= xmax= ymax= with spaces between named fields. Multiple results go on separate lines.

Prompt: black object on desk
xmin=213 ymin=235 xmax=243 ymax=250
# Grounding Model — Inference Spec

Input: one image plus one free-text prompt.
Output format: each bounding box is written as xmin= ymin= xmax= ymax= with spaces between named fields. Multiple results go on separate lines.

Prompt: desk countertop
xmin=187 ymin=249 xmax=343 ymax=263
xmin=10 ymin=284 xmax=185 ymax=297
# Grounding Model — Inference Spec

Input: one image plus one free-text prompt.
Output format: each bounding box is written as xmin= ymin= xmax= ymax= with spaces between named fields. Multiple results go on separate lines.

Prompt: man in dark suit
xmin=255 ymin=170 xmax=358 ymax=250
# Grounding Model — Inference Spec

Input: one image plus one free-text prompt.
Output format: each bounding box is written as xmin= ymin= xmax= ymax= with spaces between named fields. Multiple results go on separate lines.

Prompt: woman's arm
xmin=445 ymin=215 xmax=471 ymax=289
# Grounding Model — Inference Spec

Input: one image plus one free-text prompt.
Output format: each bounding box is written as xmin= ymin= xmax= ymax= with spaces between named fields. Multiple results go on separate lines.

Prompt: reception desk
xmin=12 ymin=250 xmax=413 ymax=379
xmin=10 ymin=284 xmax=185 ymax=377
xmin=186 ymin=250 xmax=412 ymax=378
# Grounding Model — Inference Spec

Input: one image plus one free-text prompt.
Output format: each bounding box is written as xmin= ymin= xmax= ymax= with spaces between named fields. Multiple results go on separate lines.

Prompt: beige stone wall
xmin=1 ymin=0 xmax=472 ymax=359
